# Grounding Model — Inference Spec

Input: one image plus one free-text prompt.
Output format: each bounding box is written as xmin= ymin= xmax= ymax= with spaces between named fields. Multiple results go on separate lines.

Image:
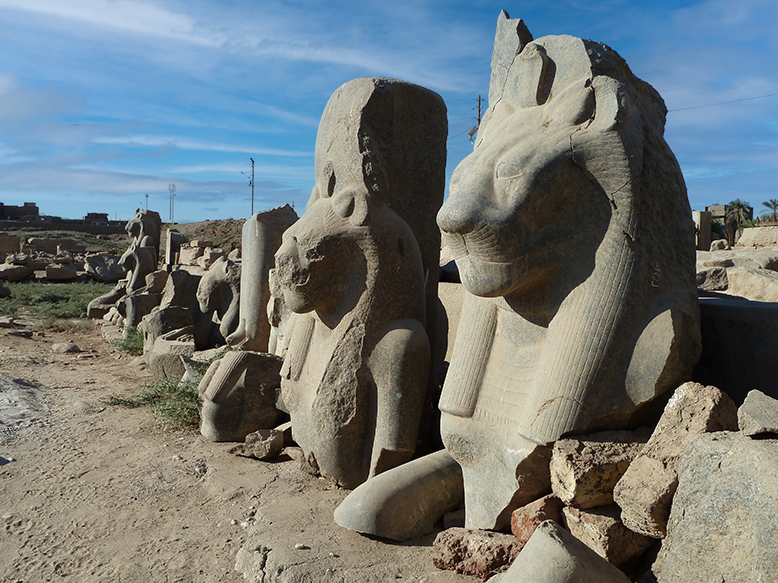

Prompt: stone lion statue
xmin=335 ymin=13 xmax=701 ymax=536
xmin=119 ymin=209 xmax=161 ymax=294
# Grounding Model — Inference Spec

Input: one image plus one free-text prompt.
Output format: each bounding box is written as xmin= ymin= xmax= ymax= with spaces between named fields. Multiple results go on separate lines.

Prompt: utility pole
xmin=169 ymin=184 xmax=176 ymax=224
xmin=241 ymin=158 xmax=255 ymax=216
xmin=145 ymin=193 xmax=148 ymax=211
xmin=468 ymin=95 xmax=484 ymax=142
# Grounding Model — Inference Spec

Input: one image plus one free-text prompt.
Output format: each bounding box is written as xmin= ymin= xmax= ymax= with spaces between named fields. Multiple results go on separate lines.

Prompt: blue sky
xmin=0 ymin=0 xmax=776 ymax=223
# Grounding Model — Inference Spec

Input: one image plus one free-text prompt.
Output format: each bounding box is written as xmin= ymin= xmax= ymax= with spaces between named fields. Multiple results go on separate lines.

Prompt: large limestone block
xmin=651 ymin=432 xmax=778 ymax=583
xmin=694 ymin=295 xmax=778 ymax=403
xmin=499 ymin=520 xmax=631 ymax=583
xmin=0 ymin=233 xmax=19 ymax=256
xmin=122 ymin=293 xmax=160 ymax=329
xmin=696 ymin=248 xmax=778 ymax=271
xmin=737 ymin=225 xmax=778 ymax=248
xmin=0 ymin=263 xmax=34 ymax=282
xmin=198 ymin=351 xmax=285 ymax=442
xmin=549 ymin=428 xmax=650 ymax=509
xmin=275 ymin=77 xmax=445 ymax=489
xmin=139 ymin=306 xmax=194 ymax=356
xmin=613 ymin=382 xmax=738 ymax=538
xmin=431 ymin=527 xmax=520 ymax=580
xmin=84 ymin=253 xmax=125 ymax=283
xmin=724 ymin=266 xmax=778 ymax=301
xmin=334 ymin=449 xmax=463 ymax=542
xmin=159 ymin=270 xmax=212 ymax=350
xmin=737 ymin=389 xmax=778 ymax=436
xmin=436 ymin=12 xmax=700 ymax=531
xmin=178 ymin=246 xmax=204 ymax=265
xmin=196 ymin=246 xmax=225 ymax=270
xmin=227 ymin=205 xmax=297 ymax=353
xmin=146 ymin=328 xmax=196 ymax=380
xmin=45 ymin=263 xmax=78 ymax=281
xmin=561 ymin=505 xmax=652 ymax=569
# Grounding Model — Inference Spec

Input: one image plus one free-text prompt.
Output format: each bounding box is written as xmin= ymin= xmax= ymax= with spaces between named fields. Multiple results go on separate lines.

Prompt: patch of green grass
xmin=104 ymin=378 xmax=200 ymax=428
xmin=0 ymin=280 xmax=114 ymax=321
xmin=109 ymin=326 xmax=144 ymax=356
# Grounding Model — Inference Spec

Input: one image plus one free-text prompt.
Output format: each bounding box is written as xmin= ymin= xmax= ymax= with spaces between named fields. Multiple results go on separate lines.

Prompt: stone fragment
xmin=122 ymin=293 xmax=160 ymax=329
xmin=737 ymin=389 xmax=778 ymax=436
xmin=499 ymin=520 xmax=631 ymax=583
xmin=145 ymin=328 xmax=196 ymax=380
xmin=138 ymin=306 xmax=194 ymax=356
xmin=0 ymin=282 xmax=9 ymax=298
xmin=436 ymin=12 xmax=700 ymax=530
xmin=709 ymin=239 xmax=729 ymax=251
xmin=45 ymin=263 xmax=78 ymax=281
xmin=695 ymin=266 xmax=727 ymax=291
xmin=736 ymin=225 xmax=778 ymax=248
xmin=549 ymin=428 xmax=650 ymax=509
xmin=178 ymin=246 xmax=204 ymax=265
xmin=561 ymin=505 xmax=652 ymax=568
xmin=334 ymin=449 xmax=463 ymax=542
xmin=696 ymin=248 xmax=778 ymax=271
xmin=431 ymin=527 xmax=520 ymax=580
xmin=613 ymin=382 xmax=738 ymax=538
xmin=0 ymin=264 xmax=34 ymax=282
xmin=725 ymin=266 xmax=778 ymax=302
xmin=510 ymin=494 xmax=564 ymax=545
xmin=196 ymin=247 xmax=225 ymax=270
xmin=164 ymin=229 xmax=188 ymax=266
xmin=159 ymin=270 xmax=213 ymax=350
xmin=275 ymin=77 xmax=444 ymax=489
xmin=143 ymin=269 xmax=168 ymax=294
xmin=695 ymin=295 xmax=778 ymax=403
xmin=229 ymin=429 xmax=284 ymax=460
xmin=52 ymin=342 xmax=81 ymax=353
xmin=226 ymin=205 xmax=297 ymax=353
xmin=651 ymin=432 xmax=778 ymax=583
xmin=84 ymin=253 xmax=125 ymax=283
xmin=0 ymin=316 xmax=14 ymax=328
xmin=198 ymin=351 xmax=285 ymax=442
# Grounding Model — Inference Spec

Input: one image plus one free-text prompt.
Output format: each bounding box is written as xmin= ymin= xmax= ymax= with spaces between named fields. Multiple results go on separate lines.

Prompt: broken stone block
xmin=45 ymin=263 xmax=78 ymax=281
xmin=196 ymin=247 xmax=225 ymax=270
xmin=52 ymin=341 xmax=81 ymax=353
xmin=510 ymin=494 xmax=564 ymax=545
xmin=738 ymin=389 xmax=778 ymax=436
xmin=139 ymin=306 xmax=194 ymax=356
xmin=122 ymin=293 xmax=160 ymax=329
xmin=143 ymin=269 xmax=168 ymax=294
xmin=84 ymin=253 xmax=125 ymax=283
xmin=229 ymin=429 xmax=284 ymax=460
xmin=651 ymin=432 xmax=778 ymax=583
xmin=0 ymin=263 xmax=34 ymax=282
xmin=146 ymin=328 xmax=196 ymax=380
xmin=562 ymin=505 xmax=652 ymax=569
xmin=198 ymin=351 xmax=285 ymax=442
xmin=499 ymin=520 xmax=631 ymax=583
xmin=695 ymin=266 xmax=727 ymax=291
xmin=178 ymin=246 xmax=204 ymax=265
xmin=725 ymin=266 xmax=778 ymax=302
xmin=334 ymin=449 xmax=463 ymax=542
xmin=550 ymin=428 xmax=650 ymax=509
xmin=613 ymin=382 xmax=738 ymax=538
xmin=431 ymin=527 xmax=520 ymax=580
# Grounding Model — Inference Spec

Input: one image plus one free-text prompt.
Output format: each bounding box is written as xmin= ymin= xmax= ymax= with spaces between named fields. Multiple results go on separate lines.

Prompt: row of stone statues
xmin=93 ymin=11 xmax=701 ymax=549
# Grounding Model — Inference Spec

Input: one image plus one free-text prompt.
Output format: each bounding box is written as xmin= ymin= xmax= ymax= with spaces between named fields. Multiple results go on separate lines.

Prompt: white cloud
xmin=92 ymin=135 xmax=312 ymax=157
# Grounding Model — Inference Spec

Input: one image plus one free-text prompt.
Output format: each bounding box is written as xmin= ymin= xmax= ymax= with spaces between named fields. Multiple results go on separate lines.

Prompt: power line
xmin=669 ymin=92 xmax=778 ymax=112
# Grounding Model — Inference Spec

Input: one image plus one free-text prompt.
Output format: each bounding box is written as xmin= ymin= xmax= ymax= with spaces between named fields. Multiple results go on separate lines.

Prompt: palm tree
xmin=725 ymin=199 xmax=752 ymax=246
xmin=761 ymin=199 xmax=778 ymax=223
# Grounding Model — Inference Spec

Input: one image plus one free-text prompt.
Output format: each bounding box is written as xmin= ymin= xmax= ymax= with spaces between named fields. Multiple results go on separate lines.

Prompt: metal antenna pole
xmin=145 ymin=193 xmax=148 ymax=211
xmin=169 ymin=184 xmax=176 ymax=223
xmin=242 ymin=158 xmax=255 ymax=216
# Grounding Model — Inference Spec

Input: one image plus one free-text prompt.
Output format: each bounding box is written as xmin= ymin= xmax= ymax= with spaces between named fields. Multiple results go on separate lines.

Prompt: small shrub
xmin=105 ymin=378 xmax=200 ymax=428
xmin=109 ymin=327 xmax=144 ymax=356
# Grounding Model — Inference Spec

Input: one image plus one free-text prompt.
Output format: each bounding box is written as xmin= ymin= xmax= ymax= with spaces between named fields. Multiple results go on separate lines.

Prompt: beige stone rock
xmin=195 ymin=247 xmax=225 ymax=270
xmin=431 ymin=527 xmax=521 ymax=580
xmin=146 ymin=328 xmax=196 ymax=380
xmin=229 ymin=429 xmax=284 ymax=460
xmin=738 ymin=389 xmax=778 ymax=436
xmin=45 ymin=264 xmax=78 ymax=281
xmin=178 ymin=246 xmax=204 ymax=265
xmin=613 ymin=382 xmax=738 ymax=538
xmin=510 ymin=494 xmax=564 ymax=545
xmin=562 ymin=505 xmax=653 ymax=569
xmin=549 ymin=428 xmax=650 ymax=509
xmin=436 ymin=13 xmax=700 ymax=531
xmin=0 ymin=263 xmax=34 ymax=282
xmin=499 ymin=519 xmax=631 ymax=583
xmin=84 ymin=253 xmax=125 ymax=283
xmin=52 ymin=341 xmax=81 ymax=353
xmin=737 ymin=225 xmax=778 ymax=248
xmin=695 ymin=265 xmax=727 ymax=291
xmin=696 ymin=248 xmax=778 ymax=271
xmin=724 ymin=266 xmax=778 ymax=301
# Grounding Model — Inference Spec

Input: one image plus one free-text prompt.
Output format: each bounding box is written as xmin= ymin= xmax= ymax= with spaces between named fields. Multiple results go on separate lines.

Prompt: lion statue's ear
xmin=331 ymin=189 xmax=370 ymax=227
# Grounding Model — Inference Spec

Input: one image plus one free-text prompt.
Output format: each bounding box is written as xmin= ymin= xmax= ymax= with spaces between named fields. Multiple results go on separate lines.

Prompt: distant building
xmin=84 ymin=212 xmax=110 ymax=225
xmin=0 ymin=202 xmax=39 ymax=221
xmin=705 ymin=203 xmax=753 ymax=222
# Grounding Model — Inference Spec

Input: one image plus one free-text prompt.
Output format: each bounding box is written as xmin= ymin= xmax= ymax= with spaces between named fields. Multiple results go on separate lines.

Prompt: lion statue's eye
xmin=495 ymin=161 xmax=522 ymax=180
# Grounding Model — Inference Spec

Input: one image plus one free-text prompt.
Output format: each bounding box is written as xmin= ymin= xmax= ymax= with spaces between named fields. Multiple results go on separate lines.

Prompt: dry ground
xmin=0 ymin=319 xmax=475 ymax=583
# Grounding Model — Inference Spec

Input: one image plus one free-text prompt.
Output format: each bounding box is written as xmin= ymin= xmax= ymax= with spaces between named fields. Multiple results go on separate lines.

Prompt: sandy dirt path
xmin=0 ymin=320 xmax=475 ymax=583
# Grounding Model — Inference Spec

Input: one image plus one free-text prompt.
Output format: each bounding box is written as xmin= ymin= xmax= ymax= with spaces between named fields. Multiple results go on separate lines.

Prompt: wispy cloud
xmin=92 ymin=135 xmax=312 ymax=157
